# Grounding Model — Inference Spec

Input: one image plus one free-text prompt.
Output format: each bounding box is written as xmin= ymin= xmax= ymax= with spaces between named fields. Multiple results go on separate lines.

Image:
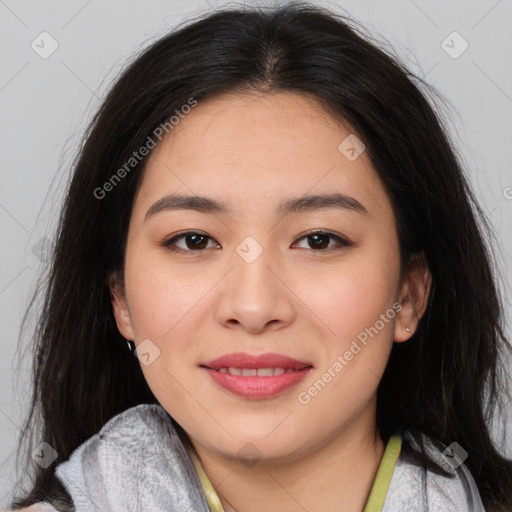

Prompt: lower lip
xmin=203 ymin=367 xmax=312 ymax=399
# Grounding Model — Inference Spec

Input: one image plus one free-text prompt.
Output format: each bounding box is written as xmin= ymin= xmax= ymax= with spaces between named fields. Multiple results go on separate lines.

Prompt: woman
xmin=9 ymin=2 xmax=512 ymax=511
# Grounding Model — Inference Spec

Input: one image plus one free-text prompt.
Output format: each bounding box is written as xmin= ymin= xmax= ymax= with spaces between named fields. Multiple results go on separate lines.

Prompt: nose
xmin=214 ymin=242 xmax=296 ymax=334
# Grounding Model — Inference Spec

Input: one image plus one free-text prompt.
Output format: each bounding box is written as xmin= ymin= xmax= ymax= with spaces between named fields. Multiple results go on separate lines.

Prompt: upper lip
xmin=202 ymin=352 xmax=313 ymax=370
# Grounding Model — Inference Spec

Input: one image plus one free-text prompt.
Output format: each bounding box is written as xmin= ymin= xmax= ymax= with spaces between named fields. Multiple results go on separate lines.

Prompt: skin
xmin=110 ymin=91 xmax=431 ymax=512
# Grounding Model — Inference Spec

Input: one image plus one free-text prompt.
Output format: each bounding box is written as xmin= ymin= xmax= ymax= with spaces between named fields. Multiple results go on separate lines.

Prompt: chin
xmin=217 ymin=432 xmax=305 ymax=464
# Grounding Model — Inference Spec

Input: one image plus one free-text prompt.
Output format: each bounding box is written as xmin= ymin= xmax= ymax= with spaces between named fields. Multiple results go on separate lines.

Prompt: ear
xmin=394 ymin=251 xmax=432 ymax=343
xmin=108 ymin=269 xmax=136 ymax=341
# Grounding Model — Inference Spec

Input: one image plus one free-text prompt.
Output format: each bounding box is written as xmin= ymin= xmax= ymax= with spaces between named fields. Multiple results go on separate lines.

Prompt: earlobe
xmin=108 ymin=270 xmax=136 ymax=341
xmin=393 ymin=252 xmax=432 ymax=343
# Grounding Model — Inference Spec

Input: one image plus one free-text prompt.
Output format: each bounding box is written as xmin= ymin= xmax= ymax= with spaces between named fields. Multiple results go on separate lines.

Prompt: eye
xmin=162 ymin=229 xmax=350 ymax=254
xmin=292 ymin=230 xmax=351 ymax=251
xmin=162 ymin=231 xmax=219 ymax=253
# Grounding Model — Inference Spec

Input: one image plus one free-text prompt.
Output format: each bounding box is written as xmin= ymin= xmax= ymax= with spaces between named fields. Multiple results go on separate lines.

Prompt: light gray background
xmin=1 ymin=0 xmax=511 ymax=506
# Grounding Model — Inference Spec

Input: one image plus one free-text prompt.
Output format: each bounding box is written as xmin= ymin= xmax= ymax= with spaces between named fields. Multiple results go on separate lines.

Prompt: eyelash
xmin=162 ymin=230 xmax=351 ymax=254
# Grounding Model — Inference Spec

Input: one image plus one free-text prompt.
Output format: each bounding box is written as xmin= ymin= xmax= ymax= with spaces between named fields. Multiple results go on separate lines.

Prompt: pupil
xmin=187 ymin=234 xmax=208 ymax=250
xmin=310 ymin=234 xmax=329 ymax=249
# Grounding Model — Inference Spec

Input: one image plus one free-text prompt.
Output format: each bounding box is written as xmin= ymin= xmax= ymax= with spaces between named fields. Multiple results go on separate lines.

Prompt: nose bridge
xmin=215 ymin=234 xmax=295 ymax=331
xmin=231 ymin=234 xmax=278 ymax=300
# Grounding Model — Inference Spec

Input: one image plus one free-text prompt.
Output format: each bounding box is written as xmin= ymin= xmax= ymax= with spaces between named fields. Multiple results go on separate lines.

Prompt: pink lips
xmin=201 ymin=352 xmax=313 ymax=400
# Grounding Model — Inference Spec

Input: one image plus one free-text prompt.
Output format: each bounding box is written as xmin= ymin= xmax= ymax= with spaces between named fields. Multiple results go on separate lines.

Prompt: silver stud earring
xmin=405 ymin=327 xmax=411 ymax=332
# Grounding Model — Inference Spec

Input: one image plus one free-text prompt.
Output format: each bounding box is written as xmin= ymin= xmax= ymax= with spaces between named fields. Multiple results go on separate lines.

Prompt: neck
xmin=190 ymin=399 xmax=385 ymax=512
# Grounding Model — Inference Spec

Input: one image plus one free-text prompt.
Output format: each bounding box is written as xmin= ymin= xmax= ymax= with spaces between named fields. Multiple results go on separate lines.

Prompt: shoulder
xmin=58 ymin=403 xmax=175 ymax=465
xmin=8 ymin=505 xmax=59 ymax=512
xmin=49 ymin=403 xmax=208 ymax=512
xmin=383 ymin=431 xmax=486 ymax=512
xmin=54 ymin=402 xmax=179 ymax=477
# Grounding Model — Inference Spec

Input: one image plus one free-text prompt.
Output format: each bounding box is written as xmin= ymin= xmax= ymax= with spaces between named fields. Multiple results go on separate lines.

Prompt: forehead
xmin=132 ymin=91 xmax=393 ymax=222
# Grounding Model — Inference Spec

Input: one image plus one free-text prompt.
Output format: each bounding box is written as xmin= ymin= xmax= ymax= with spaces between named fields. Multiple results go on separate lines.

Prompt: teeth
xmin=219 ymin=367 xmax=292 ymax=376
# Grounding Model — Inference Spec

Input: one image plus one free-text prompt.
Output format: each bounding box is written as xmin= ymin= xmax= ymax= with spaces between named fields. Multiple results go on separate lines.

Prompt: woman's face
xmin=110 ymin=91 xmax=427 ymax=464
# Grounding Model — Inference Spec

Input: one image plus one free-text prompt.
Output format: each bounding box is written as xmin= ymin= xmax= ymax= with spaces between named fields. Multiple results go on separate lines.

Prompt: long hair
xmin=10 ymin=2 xmax=512 ymax=510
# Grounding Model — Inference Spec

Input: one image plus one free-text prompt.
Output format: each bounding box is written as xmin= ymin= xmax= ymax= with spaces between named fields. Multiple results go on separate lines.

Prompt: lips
xmin=202 ymin=352 xmax=313 ymax=371
xmin=200 ymin=352 xmax=313 ymax=400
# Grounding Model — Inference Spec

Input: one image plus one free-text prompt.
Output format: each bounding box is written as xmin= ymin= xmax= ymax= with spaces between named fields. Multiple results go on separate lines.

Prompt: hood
xmin=47 ymin=403 xmax=485 ymax=512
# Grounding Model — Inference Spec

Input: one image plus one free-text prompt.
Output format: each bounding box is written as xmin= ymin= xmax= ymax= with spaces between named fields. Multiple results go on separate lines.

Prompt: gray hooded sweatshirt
xmin=21 ymin=403 xmax=486 ymax=512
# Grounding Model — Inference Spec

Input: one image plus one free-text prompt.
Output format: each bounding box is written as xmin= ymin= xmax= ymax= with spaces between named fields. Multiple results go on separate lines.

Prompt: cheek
xmin=123 ymin=249 xmax=214 ymax=395
xmin=125 ymin=263 xmax=208 ymax=417
xmin=124 ymin=245 xmax=208 ymax=339
xmin=297 ymin=246 xmax=399 ymax=402
xmin=302 ymin=249 xmax=399 ymax=345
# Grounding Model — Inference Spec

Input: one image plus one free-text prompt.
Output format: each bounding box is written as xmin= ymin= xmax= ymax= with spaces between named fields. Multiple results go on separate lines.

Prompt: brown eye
xmin=293 ymin=231 xmax=350 ymax=251
xmin=163 ymin=232 xmax=218 ymax=252
xmin=307 ymin=233 xmax=330 ymax=250
xmin=183 ymin=233 xmax=209 ymax=250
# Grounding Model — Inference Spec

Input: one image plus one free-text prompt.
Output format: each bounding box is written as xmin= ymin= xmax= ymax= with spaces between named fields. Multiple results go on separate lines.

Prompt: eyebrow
xmin=144 ymin=192 xmax=369 ymax=222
